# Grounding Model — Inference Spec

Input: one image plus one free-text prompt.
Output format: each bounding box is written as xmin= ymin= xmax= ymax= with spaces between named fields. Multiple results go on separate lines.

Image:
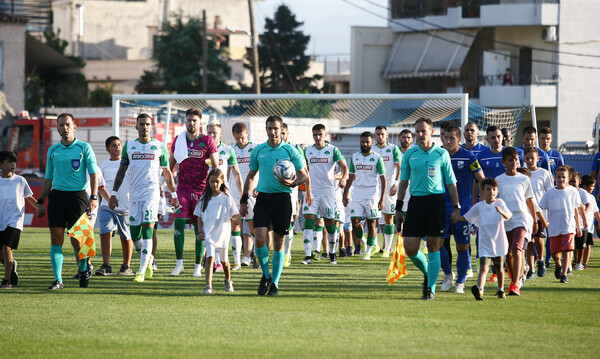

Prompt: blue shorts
xmin=98 ymin=208 xmax=131 ymax=240
xmin=444 ymin=219 xmax=471 ymax=245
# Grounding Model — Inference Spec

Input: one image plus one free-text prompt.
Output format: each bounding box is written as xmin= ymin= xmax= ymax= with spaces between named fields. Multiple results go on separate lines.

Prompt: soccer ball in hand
xmin=273 ymin=159 xmax=295 ymax=181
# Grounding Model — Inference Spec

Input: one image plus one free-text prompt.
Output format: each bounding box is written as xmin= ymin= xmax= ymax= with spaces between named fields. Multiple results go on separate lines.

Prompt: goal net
xmin=112 ymin=94 xmax=528 ymax=155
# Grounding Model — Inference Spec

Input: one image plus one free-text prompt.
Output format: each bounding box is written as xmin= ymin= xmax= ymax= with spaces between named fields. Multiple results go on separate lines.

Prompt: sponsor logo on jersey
xmin=310 ymin=157 xmax=329 ymax=164
xmin=219 ymin=159 xmax=224 ymax=165
xmin=356 ymin=164 xmax=373 ymax=170
xmin=237 ymin=156 xmax=250 ymax=164
xmin=382 ymin=155 xmax=390 ymax=161
xmin=132 ymin=152 xmax=155 ymax=160
xmin=457 ymin=161 xmax=464 ymax=169
xmin=188 ymin=149 xmax=205 ymax=159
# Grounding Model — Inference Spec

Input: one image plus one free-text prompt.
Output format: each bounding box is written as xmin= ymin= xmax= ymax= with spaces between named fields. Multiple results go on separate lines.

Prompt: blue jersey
xmin=545 ymin=148 xmax=564 ymax=175
xmin=477 ymin=146 xmax=524 ymax=179
xmin=518 ymin=145 xmax=551 ymax=171
xmin=461 ymin=142 xmax=488 ymax=157
xmin=444 ymin=147 xmax=482 ymax=214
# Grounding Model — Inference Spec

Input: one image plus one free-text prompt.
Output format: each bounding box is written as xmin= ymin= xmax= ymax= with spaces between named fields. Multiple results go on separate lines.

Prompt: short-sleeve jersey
xmin=249 ymin=141 xmax=305 ymax=194
xmin=172 ymin=133 xmax=217 ymax=194
xmin=348 ymin=151 xmax=386 ymax=199
xmin=539 ymin=186 xmax=582 ymax=237
xmin=194 ymin=193 xmax=239 ymax=248
xmin=122 ymin=138 xmax=169 ymax=201
xmin=45 ymin=138 xmax=97 ymax=191
xmin=584 ymin=191 xmax=598 ymax=232
xmin=216 ymin=142 xmax=237 ymax=176
xmin=400 ymin=143 xmax=456 ymax=197
xmin=443 ymin=147 xmax=482 ymax=213
xmin=461 ymin=142 xmax=488 ymax=157
xmin=232 ymin=141 xmax=258 ymax=193
xmin=305 ymin=143 xmax=344 ymax=197
xmin=529 ymin=168 xmax=553 ymax=203
xmin=496 ymin=172 xmax=534 ymax=231
xmin=100 ymin=158 xmax=130 ymax=213
xmin=372 ymin=143 xmax=401 ymax=188
xmin=518 ymin=145 xmax=551 ymax=171
xmin=477 ymin=146 xmax=524 ymax=179
xmin=0 ymin=175 xmax=33 ymax=231
xmin=545 ymin=148 xmax=564 ymax=175
xmin=463 ymin=199 xmax=511 ymax=258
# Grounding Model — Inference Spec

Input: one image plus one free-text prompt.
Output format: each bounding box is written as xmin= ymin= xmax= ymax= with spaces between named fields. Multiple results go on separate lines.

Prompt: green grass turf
xmin=1 ymin=228 xmax=599 ymax=358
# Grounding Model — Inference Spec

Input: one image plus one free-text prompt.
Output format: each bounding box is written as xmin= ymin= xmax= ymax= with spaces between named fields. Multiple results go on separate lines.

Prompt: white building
xmin=351 ymin=0 xmax=600 ymax=147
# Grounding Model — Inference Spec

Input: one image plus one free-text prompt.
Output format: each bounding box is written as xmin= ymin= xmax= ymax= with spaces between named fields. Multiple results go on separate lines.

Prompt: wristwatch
xmin=90 ymin=194 xmax=98 ymax=201
xmin=453 ymin=204 xmax=461 ymax=210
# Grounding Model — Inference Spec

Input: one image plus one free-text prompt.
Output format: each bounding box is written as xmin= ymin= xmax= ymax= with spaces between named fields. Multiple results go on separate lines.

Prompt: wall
xmin=350 ymin=26 xmax=394 ymax=93
xmin=0 ymin=22 xmax=25 ymax=113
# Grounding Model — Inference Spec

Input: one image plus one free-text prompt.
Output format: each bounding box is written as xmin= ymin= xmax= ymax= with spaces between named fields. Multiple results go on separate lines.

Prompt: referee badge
xmin=71 ymin=159 xmax=81 ymax=171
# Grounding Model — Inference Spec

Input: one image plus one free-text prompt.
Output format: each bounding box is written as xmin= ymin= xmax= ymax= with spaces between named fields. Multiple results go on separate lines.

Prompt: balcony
xmin=0 ymin=0 xmax=52 ymax=32
xmin=478 ymin=74 xmax=557 ymax=107
xmin=480 ymin=0 xmax=559 ymax=27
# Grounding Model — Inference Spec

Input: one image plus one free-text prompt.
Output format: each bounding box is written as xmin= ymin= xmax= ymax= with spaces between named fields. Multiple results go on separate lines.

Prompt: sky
xmin=253 ymin=0 xmax=388 ymax=60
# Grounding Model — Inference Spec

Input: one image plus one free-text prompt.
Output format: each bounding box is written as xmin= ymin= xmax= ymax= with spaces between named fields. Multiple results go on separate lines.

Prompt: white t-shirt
xmin=530 ymin=168 xmax=553 ymax=203
xmin=584 ymin=191 xmax=598 ymax=232
xmin=305 ymin=143 xmax=344 ymax=197
xmin=463 ymin=199 xmax=512 ymax=257
xmin=497 ymin=173 xmax=534 ymax=231
xmin=193 ymin=193 xmax=239 ymax=248
xmin=578 ymin=187 xmax=589 ymax=229
xmin=349 ymin=151 xmax=386 ymax=200
xmin=0 ymin=175 xmax=33 ymax=231
xmin=100 ymin=158 xmax=130 ymax=213
xmin=122 ymin=138 xmax=169 ymax=202
xmin=538 ymin=186 xmax=582 ymax=237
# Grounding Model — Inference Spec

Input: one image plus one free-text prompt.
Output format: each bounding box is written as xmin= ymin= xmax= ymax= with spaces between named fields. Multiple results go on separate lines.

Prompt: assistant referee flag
xmin=68 ymin=213 xmax=96 ymax=260
xmin=386 ymin=234 xmax=407 ymax=284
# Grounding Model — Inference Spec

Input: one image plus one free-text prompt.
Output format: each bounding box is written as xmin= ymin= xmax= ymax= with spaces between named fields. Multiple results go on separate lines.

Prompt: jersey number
xmin=144 ymin=210 xmax=153 ymax=221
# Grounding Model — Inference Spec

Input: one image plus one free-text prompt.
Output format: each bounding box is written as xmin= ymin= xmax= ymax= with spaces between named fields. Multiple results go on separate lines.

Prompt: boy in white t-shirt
xmin=571 ymin=172 xmax=592 ymax=270
xmin=580 ymin=175 xmax=599 ymax=269
xmin=455 ymin=178 xmax=512 ymax=300
xmin=496 ymin=147 xmax=537 ymax=296
xmin=538 ymin=166 xmax=583 ymax=283
xmin=0 ymin=150 xmax=44 ymax=289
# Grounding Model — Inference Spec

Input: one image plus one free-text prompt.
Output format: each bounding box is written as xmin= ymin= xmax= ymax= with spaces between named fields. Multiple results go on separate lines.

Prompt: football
xmin=273 ymin=159 xmax=295 ymax=181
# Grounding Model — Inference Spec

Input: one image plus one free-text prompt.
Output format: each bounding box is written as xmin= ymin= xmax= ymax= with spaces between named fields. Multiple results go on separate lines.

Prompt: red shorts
xmin=173 ymin=190 xmax=201 ymax=222
xmin=550 ymin=234 xmax=575 ymax=254
xmin=506 ymin=227 xmax=526 ymax=251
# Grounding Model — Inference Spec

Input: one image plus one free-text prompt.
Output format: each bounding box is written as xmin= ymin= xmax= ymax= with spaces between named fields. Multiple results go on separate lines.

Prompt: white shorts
xmin=335 ymin=196 xmax=345 ymax=223
xmin=291 ymin=187 xmax=299 ymax=217
xmin=303 ymin=194 xmax=337 ymax=220
xmin=205 ymin=242 xmax=229 ymax=261
xmin=233 ymin=193 xmax=256 ymax=221
xmin=344 ymin=203 xmax=352 ymax=225
xmin=129 ymin=198 xmax=160 ymax=226
xmin=349 ymin=196 xmax=380 ymax=220
xmin=382 ymin=186 xmax=398 ymax=215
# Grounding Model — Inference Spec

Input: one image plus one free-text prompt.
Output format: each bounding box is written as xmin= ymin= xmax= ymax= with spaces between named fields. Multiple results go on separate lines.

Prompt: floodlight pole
xmin=202 ymin=9 xmax=208 ymax=93
xmin=461 ymin=93 xmax=469 ymax=130
xmin=248 ymin=0 xmax=261 ymax=94
xmin=531 ymin=105 xmax=538 ymax=147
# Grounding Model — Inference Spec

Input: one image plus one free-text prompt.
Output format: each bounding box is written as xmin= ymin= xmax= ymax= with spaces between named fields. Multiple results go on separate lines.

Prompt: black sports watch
xmin=90 ymin=194 xmax=98 ymax=201
xmin=453 ymin=204 xmax=461 ymax=210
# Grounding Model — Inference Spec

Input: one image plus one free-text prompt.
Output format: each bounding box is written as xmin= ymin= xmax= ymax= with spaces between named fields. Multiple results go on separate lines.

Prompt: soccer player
xmin=440 ymin=126 xmax=484 ymax=294
xmin=301 ymin=124 xmax=348 ymax=265
xmin=109 ymin=113 xmax=179 ymax=282
xmin=168 ymin=109 xmax=218 ymax=277
xmin=523 ymin=147 xmax=553 ymax=277
xmin=230 ymin=122 xmax=258 ymax=267
xmin=97 ymin=136 xmax=134 ymax=276
xmin=396 ymin=117 xmax=460 ymax=300
xmin=343 ymin=132 xmax=386 ymax=261
xmin=518 ymin=126 xmax=551 ymax=171
xmin=372 ymin=125 xmax=401 ymax=258
xmin=0 ymin=150 xmax=44 ymax=288
xmin=240 ymin=116 xmax=311 ymax=296
xmin=538 ymin=127 xmax=564 ymax=175
xmin=396 ymin=129 xmax=413 ymax=230
xmin=206 ymin=119 xmax=243 ymax=270
xmin=496 ymin=147 xmax=538 ymax=295
xmin=462 ymin=122 xmax=488 ymax=156
xmin=477 ymin=126 xmax=524 ymax=180
xmin=37 ymin=113 xmax=99 ymax=290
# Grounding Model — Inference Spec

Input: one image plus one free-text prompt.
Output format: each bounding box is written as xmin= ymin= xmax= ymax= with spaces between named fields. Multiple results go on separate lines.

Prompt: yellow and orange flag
xmin=68 ymin=213 xmax=96 ymax=260
xmin=386 ymin=234 xmax=407 ymax=285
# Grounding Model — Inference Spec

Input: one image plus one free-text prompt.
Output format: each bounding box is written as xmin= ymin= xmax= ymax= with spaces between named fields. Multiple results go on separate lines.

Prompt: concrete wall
xmin=556 ymin=1 xmax=600 ymax=145
xmin=0 ymin=23 xmax=25 ymax=113
xmin=350 ymin=26 xmax=394 ymax=93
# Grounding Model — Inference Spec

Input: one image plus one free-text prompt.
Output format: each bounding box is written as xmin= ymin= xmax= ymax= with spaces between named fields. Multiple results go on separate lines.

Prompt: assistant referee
xmin=37 ymin=113 xmax=98 ymax=290
xmin=396 ymin=117 xmax=460 ymax=300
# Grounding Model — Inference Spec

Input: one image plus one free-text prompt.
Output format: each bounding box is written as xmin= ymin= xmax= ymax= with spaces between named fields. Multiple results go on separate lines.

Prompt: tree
xmin=253 ymin=5 xmax=321 ymax=93
xmin=137 ymin=14 xmax=233 ymax=94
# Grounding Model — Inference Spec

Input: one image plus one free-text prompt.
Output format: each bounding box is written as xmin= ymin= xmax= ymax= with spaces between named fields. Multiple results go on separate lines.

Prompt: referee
xmin=37 ymin=113 xmax=98 ymax=290
xmin=240 ymin=116 xmax=312 ymax=296
xmin=396 ymin=117 xmax=460 ymax=300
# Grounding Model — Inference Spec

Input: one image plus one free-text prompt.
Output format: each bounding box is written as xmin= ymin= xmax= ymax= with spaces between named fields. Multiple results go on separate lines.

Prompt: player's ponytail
xmin=200 ymin=168 xmax=228 ymax=212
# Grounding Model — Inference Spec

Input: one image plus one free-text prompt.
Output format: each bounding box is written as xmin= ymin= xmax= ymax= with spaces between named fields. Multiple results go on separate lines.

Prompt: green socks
xmin=409 ymin=250 xmax=428 ymax=276
xmin=256 ymin=245 xmax=271 ymax=279
xmin=174 ymin=218 xmax=187 ymax=260
xmin=272 ymin=250 xmax=284 ymax=286
xmin=50 ymin=244 xmax=63 ymax=282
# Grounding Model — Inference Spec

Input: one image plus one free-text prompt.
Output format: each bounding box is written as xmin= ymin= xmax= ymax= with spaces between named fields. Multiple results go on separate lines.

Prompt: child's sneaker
xmin=537 ymin=260 xmax=546 ymax=277
xmin=526 ymin=270 xmax=535 ymax=279
xmin=151 ymin=261 xmax=158 ymax=271
xmin=487 ymin=274 xmax=498 ymax=283
xmin=1 ymin=279 xmax=12 ymax=289
xmin=454 ymin=282 xmax=465 ymax=294
xmin=471 ymin=285 xmax=483 ymax=300
xmin=283 ymin=254 xmax=291 ymax=268
xmin=560 ymin=275 xmax=568 ymax=283
xmin=203 ymin=285 xmax=213 ymax=294
xmin=10 ymin=260 xmax=18 ymax=286
xmin=224 ymin=279 xmax=234 ymax=293
xmin=496 ymin=289 xmax=506 ymax=299
xmin=347 ymin=246 xmax=354 ymax=257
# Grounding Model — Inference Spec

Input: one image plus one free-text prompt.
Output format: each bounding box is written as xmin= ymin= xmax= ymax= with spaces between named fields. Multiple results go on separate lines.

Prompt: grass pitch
xmin=1 ymin=228 xmax=599 ymax=358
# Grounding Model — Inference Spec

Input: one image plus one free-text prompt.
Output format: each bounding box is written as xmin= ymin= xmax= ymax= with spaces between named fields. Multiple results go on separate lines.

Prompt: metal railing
xmin=480 ymin=0 xmax=559 ymax=4
xmin=0 ymin=0 xmax=52 ymax=32
xmin=391 ymin=0 xmax=459 ymax=19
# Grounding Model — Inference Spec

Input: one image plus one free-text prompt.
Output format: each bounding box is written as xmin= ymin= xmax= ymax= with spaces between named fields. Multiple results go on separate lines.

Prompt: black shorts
xmin=48 ymin=190 xmax=88 ymax=229
xmin=253 ymin=192 xmax=292 ymax=236
xmin=0 ymin=227 xmax=21 ymax=249
xmin=403 ymin=194 xmax=446 ymax=238
xmin=586 ymin=232 xmax=594 ymax=246
xmin=534 ymin=220 xmax=546 ymax=239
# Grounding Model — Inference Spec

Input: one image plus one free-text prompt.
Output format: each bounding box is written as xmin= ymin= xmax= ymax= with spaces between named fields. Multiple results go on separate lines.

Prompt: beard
xmin=360 ymin=145 xmax=371 ymax=153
